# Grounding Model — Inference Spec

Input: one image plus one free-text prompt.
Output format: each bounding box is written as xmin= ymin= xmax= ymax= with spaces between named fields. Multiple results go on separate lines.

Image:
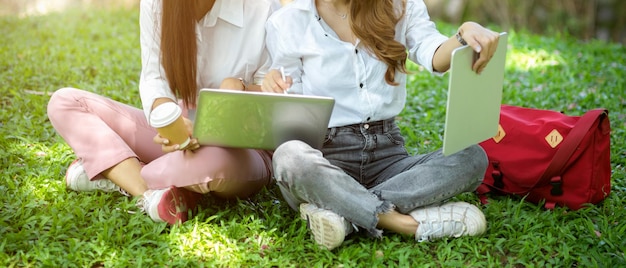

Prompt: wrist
xmin=456 ymin=31 xmax=467 ymax=46
xmin=456 ymin=22 xmax=470 ymax=46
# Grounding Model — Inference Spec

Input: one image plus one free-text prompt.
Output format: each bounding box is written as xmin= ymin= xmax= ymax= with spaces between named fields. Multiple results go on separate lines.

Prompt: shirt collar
xmin=202 ymin=0 xmax=244 ymax=28
xmin=291 ymin=0 xmax=361 ymax=46
xmin=291 ymin=0 xmax=316 ymax=12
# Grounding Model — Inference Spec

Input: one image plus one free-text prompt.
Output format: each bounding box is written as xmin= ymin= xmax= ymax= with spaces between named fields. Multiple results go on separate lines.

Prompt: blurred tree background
xmin=0 ymin=0 xmax=624 ymax=44
xmin=425 ymin=0 xmax=625 ymax=44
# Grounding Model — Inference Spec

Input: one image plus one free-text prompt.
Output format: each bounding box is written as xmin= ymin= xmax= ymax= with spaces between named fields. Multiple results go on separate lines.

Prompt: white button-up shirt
xmin=266 ymin=0 xmax=448 ymax=127
xmin=139 ymin=0 xmax=277 ymax=120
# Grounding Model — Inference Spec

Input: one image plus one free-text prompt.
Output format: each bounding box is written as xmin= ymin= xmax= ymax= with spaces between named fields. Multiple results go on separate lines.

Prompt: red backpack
xmin=477 ymin=105 xmax=611 ymax=210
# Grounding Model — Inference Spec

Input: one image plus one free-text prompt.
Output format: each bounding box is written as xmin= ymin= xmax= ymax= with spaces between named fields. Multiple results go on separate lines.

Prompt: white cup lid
xmin=149 ymin=102 xmax=182 ymax=128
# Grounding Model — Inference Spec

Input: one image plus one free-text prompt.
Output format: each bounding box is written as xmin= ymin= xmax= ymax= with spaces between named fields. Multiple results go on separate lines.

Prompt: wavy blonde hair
xmin=160 ymin=0 xmax=197 ymax=107
xmin=350 ymin=0 xmax=407 ymax=85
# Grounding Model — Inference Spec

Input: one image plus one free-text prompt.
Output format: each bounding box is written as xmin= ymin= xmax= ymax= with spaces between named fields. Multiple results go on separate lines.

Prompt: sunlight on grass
xmin=175 ymin=224 xmax=235 ymax=262
xmin=507 ymin=47 xmax=565 ymax=71
xmin=170 ymin=215 xmax=283 ymax=264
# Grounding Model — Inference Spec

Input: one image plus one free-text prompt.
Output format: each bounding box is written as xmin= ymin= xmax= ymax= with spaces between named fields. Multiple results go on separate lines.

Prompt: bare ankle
xmin=378 ymin=210 xmax=418 ymax=235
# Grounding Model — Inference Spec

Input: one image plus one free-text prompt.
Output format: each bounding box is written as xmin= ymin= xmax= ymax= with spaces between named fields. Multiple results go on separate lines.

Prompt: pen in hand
xmin=280 ymin=66 xmax=289 ymax=94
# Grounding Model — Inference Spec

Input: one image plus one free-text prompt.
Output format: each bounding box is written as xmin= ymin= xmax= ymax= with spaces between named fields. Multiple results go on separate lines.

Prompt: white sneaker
xmin=410 ymin=202 xmax=486 ymax=242
xmin=299 ymin=203 xmax=353 ymax=250
xmin=65 ymin=159 xmax=127 ymax=195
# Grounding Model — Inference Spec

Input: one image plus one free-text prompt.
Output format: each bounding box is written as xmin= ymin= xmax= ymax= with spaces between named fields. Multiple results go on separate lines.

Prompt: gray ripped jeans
xmin=272 ymin=118 xmax=488 ymax=237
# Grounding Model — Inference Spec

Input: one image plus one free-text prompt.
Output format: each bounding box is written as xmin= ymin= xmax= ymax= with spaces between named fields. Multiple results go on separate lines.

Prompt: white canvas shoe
xmin=299 ymin=203 xmax=353 ymax=250
xmin=65 ymin=159 xmax=127 ymax=195
xmin=410 ymin=201 xmax=486 ymax=242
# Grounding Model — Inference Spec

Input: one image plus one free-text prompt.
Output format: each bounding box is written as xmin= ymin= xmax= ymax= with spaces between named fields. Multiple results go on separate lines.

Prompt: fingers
xmin=261 ymin=69 xmax=292 ymax=93
xmin=282 ymin=76 xmax=293 ymax=92
xmin=219 ymin=77 xmax=246 ymax=91
xmin=468 ymin=30 xmax=500 ymax=74
xmin=153 ymin=134 xmax=178 ymax=152
xmin=153 ymin=134 xmax=168 ymax=146
xmin=161 ymin=143 xmax=179 ymax=153
xmin=186 ymin=138 xmax=201 ymax=151
xmin=163 ymin=138 xmax=200 ymax=152
xmin=458 ymin=22 xmax=500 ymax=74
xmin=153 ymin=133 xmax=199 ymax=153
xmin=261 ymin=70 xmax=279 ymax=92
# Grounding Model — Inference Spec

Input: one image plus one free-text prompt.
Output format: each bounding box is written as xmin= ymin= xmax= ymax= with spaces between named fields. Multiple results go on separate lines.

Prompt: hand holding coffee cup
xmin=149 ymin=102 xmax=191 ymax=150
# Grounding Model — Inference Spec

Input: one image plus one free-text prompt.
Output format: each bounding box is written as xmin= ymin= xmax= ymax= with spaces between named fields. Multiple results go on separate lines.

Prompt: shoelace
xmin=416 ymin=220 xmax=465 ymax=242
xmin=416 ymin=222 xmax=444 ymax=242
xmin=347 ymin=222 xmax=358 ymax=233
xmin=93 ymin=179 xmax=131 ymax=196
xmin=118 ymin=188 xmax=131 ymax=197
xmin=135 ymin=194 xmax=148 ymax=213
xmin=93 ymin=179 xmax=117 ymax=191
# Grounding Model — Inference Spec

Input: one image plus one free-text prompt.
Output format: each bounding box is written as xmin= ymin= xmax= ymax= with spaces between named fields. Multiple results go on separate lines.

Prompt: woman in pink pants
xmin=47 ymin=0 xmax=281 ymax=224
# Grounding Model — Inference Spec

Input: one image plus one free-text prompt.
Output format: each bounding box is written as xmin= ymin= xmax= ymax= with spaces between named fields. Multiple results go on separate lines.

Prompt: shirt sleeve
xmin=404 ymin=0 xmax=449 ymax=74
xmin=251 ymin=3 xmax=276 ymax=86
xmin=265 ymin=11 xmax=304 ymax=94
xmin=138 ymin=0 xmax=177 ymax=121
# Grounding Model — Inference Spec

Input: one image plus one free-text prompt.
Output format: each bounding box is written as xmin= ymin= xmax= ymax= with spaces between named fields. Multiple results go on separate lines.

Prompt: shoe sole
xmin=299 ymin=203 xmax=346 ymax=250
xmin=154 ymin=186 xmax=202 ymax=225
xmin=149 ymin=187 xmax=185 ymax=225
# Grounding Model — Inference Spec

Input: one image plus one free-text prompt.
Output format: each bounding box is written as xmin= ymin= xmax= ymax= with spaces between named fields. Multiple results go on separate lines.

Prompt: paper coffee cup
xmin=149 ymin=102 xmax=191 ymax=148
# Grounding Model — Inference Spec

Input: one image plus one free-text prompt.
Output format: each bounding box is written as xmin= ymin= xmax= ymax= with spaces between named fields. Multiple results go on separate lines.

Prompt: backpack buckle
xmin=491 ymin=161 xmax=505 ymax=189
xmin=550 ymin=176 xmax=563 ymax=196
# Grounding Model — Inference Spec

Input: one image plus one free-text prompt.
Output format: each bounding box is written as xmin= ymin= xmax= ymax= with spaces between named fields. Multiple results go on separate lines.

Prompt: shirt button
xmin=359 ymin=83 xmax=364 ymax=88
xmin=363 ymin=123 xmax=369 ymax=130
xmin=355 ymin=49 xmax=358 ymax=54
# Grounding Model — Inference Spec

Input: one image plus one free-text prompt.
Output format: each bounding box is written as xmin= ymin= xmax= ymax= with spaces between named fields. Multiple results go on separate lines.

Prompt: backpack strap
xmin=476 ymin=184 xmax=491 ymax=204
xmin=535 ymin=109 xmax=608 ymax=192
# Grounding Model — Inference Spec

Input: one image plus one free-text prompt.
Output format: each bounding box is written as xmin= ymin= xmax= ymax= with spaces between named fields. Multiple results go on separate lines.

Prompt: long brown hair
xmin=350 ymin=0 xmax=407 ymax=85
xmin=160 ymin=0 xmax=197 ymax=107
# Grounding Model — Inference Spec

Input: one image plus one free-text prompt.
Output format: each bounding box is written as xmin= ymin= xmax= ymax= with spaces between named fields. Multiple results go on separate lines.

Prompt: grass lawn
xmin=1 ymin=6 xmax=625 ymax=268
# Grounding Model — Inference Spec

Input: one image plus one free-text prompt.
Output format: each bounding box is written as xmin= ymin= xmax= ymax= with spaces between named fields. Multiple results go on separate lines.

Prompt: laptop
xmin=193 ymin=89 xmax=335 ymax=150
xmin=442 ymin=32 xmax=508 ymax=156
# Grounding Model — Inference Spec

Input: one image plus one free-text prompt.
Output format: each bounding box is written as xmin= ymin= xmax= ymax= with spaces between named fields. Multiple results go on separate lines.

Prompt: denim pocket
xmin=385 ymin=125 xmax=405 ymax=145
xmin=323 ymin=127 xmax=336 ymax=146
xmin=322 ymin=127 xmax=364 ymax=154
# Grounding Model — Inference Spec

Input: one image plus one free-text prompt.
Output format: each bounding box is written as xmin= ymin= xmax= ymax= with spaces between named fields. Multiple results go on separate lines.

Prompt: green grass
xmin=1 ymin=7 xmax=625 ymax=267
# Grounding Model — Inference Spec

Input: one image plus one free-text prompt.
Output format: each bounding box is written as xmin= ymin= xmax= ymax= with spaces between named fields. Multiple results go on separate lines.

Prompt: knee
xmin=273 ymin=140 xmax=313 ymax=166
xmin=47 ymin=87 xmax=80 ymax=120
xmin=467 ymin=144 xmax=488 ymax=168
xmin=49 ymin=87 xmax=79 ymax=105
xmin=464 ymin=144 xmax=488 ymax=183
xmin=273 ymin=140 xmax=320 ymax=185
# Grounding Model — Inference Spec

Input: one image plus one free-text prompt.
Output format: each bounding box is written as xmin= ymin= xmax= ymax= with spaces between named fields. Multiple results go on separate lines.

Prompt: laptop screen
xmin=193 ymin=89 xmax=335 ymax=150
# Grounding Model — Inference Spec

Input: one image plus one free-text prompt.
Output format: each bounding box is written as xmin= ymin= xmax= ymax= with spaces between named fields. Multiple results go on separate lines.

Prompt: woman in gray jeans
xmin=262 ymin=0 xmax=500 ymax=250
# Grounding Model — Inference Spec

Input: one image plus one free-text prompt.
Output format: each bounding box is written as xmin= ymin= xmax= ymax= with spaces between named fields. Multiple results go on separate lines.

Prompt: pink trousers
xmin=47 ymin=88 xmax=272 ymax=197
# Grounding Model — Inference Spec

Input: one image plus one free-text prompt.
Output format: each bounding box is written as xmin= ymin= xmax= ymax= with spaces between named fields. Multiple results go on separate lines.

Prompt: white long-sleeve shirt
xmin=265 ymin=0 xmax=448 ymax=127
xmin=139 ymin=0 xmax=277 ymax=120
